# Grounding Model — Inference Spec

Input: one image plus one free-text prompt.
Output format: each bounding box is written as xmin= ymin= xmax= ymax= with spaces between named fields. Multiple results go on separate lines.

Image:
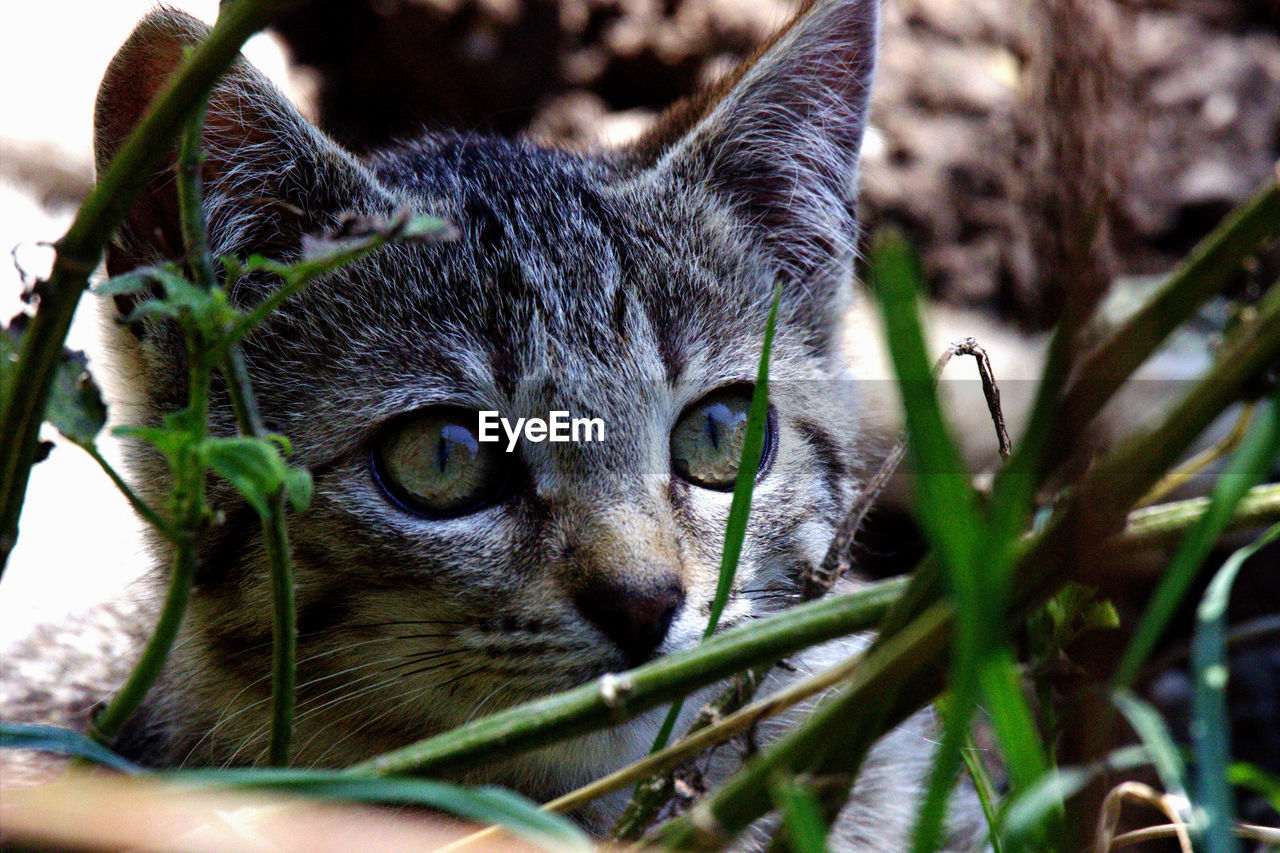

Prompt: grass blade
xmin=999 ymin=745 xmax=1150 ymax=845
xmin=1115 ymin=396 xmax=1280 ymax=686
xmin=650 ymin=282 xmax=782 ymax=752
xmin=172 ymin=768 xmax=591 ymax=852
xmin=1192 ymin=521 xmax=1280 ymax=853
xmin=0 ymin=723 xmax=144 ymax=773
xmin=1228 ymin=762 xmax=1280 ymax=814
xmin=869 ymin=228 xmax=1047 ymax=850
xmin=1112 ymin=688 xmax=1190 ymax=808
xmin=935 ymin=695 xmax=1006 ymax=853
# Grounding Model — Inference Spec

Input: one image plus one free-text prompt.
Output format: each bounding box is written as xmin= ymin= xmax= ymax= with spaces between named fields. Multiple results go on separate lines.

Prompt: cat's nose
xmin=574 ymin=578 xmax=685 ymax=667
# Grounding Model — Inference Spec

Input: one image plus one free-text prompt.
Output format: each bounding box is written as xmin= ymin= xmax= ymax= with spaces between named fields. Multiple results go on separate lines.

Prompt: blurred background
xmin=3 ymin=0 xmax=1280 ymax=833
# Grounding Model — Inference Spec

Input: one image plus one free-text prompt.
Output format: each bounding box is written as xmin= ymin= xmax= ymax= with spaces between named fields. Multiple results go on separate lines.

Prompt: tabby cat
xmin=41 ymin=0 xmax=978 ymax=845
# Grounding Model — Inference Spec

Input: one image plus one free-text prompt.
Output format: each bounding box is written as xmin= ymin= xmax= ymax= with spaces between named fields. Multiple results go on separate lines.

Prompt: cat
xmin=9 ymin=0 xmax=984 ymax=847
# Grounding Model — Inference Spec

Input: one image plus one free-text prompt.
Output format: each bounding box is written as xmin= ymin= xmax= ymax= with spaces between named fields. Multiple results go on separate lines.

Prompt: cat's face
xmin=97 ymin=0 xmax=878 ymax=777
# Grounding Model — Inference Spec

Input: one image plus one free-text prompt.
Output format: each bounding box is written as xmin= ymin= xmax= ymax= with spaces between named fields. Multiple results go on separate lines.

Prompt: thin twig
xmin=803 ymin=337 xmax=1010 ymax=601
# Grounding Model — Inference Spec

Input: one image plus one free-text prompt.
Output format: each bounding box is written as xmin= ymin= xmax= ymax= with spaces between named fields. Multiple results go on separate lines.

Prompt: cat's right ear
xmin=95 ymin=10 xmax=389 ymax=282
xmin=627 ymin=0 xmax=879 ymax=291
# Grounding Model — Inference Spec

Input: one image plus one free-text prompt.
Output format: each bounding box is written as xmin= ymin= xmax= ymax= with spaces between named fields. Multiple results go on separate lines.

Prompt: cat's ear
xmin=95 ymin=10 xmax=387 ymax=279
xmin=632 ymin=0 xmax=879 ymax=286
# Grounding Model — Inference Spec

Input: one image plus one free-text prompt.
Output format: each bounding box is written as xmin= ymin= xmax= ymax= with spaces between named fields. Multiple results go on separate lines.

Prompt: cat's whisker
xmin=305 ymin=677 xmax=439 ymax=767
xmin=188 ymin=642 xmax=455 ymax=766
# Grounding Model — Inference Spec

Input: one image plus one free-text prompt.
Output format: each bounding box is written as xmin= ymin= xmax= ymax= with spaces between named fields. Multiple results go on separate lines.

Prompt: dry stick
xmin=172 ymin=82 xmax=297 ymax=768
xmin=0 ymin=0 xmax=307 ymax=575
xmin=805 ymin=336 xmax=1010 ymax=602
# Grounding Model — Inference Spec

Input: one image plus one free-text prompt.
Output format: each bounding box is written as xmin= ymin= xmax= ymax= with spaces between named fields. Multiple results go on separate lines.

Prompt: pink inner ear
xmin=94 ymin=11 xmax=208 ymax=174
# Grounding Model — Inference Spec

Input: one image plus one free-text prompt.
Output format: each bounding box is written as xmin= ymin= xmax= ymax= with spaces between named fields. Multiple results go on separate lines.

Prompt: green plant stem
xmin=1113 ymin=396 xmax=1280 ymax=687
xmin=173 ymin=88 xmax=297 ymax=767
xmin=650 ymin=274 xmax=1280 ymax=850
xmin=1112 ymin=483 xmax=1280 ymax=552
xmin=649 ymin=603 xmax=953 ymax=850
xmin=573 ymin=485 xmax=1280 ymax=836
xmin=176 ymin=94 xmax=217 ymax=292
xmin=259 ymin=488 xmax=296 ymax=766
xmin=1052 ymin=179 xmax=1280 ymax=478
xmin=0 ymin=0 xmax=304 ymax=575
xmin=611 ymin=483 xmax=1280 ymax=842
xmin=343 ymin=459 xmax=1280 ymax=783
xmin=79 ymin=442 xmax=173 ymax=538
xmin=346 ymin=577 xmax=907 ymax=777
xmin=89 ymin=365 xmax=210 ymax=745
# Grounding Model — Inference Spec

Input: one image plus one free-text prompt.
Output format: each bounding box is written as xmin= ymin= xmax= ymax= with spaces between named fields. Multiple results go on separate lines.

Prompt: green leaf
xmin=282 ymin=466 xmax=313 ymax=512
xmin=116 ymin=264 xmax=241 ymax=339
xmin=93 ymin=267 xmax=161 ymax=297
xmin=1228 ymin=762 xmax=1280 ymax=814
xmin=1112 ymin=688 xmax=1189 ymax=808
xmin=999 ymin=745 xmax=1150 ymax=844
xmin=770 ymin=775 xmax=831 ymax=853
xmin=649 ymin=281 xmax=782 ymax=753
xmin=200 ymin=435 xmax=291 ymax=517
xmin=0 ymin=723 xmax=143 ymax=773
xmin=2 ymin=317 xmax=107 ymax=446
xmin=1191 ymin=521 xmax=1280 ymax=853
xmin=113 ymin=411 xmax=203 ymax=469
xmin=46 ymin=349 xmax=107 ymax=445
xmin=171 ymin=769 xmax=590 ymax=852
xmin=1116 ymin=398 xmax=1280 ymax=686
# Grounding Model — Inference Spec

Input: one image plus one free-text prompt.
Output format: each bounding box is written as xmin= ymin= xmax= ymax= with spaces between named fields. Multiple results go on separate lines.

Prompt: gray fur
xmin=14 ymin=0 xmax=983 ymax=847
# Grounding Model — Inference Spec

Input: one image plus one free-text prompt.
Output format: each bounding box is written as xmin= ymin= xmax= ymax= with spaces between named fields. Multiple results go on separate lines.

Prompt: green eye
xmin=670 ymin=389 xmax=774 ymax=490
xmin=373 ymin=409 xmax=508 ymax=518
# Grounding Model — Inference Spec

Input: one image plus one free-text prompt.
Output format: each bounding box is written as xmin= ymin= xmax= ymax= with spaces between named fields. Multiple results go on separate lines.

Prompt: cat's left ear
xmin=94 ymin=10 xmax=392 ymax=282
xmin=633 ymin=0 xmax=878 ymax=290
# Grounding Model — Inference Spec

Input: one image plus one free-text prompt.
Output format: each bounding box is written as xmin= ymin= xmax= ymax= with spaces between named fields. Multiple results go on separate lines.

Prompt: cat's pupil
xmin=436 ymin=423 xmax=475 ymax=474
xmin=373 ymin=410 xmax=506 ymax=518
xmin=703 ymin=402 xmax=742 ymax=452
xmin=670 ymin=390 xmax=769 ymax=491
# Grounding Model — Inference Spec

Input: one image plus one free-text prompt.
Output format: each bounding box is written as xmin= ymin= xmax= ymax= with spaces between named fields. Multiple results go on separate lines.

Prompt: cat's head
xmin=97 ymin=0 xmax=879 ymax=774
